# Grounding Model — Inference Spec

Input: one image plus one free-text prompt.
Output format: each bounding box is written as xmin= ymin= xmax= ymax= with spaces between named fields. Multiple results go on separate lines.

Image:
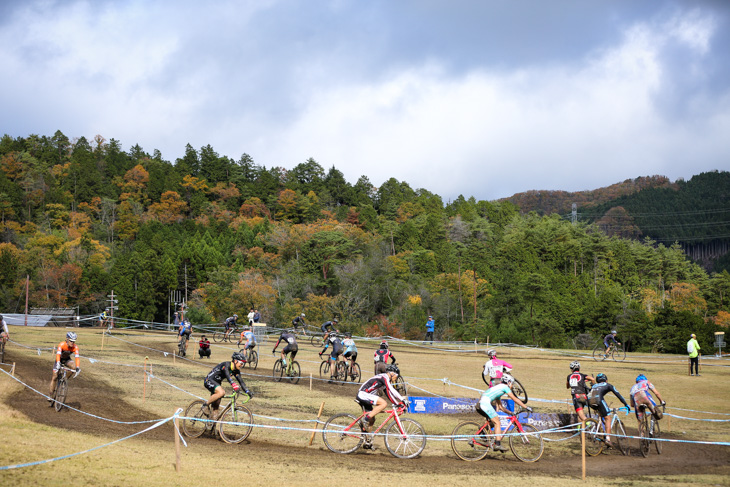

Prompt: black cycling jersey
xmin=205 ymin=361 xmax=248 ymax=390
xmin=275 ymin=332 xmax=298 ymax=350
xmin=320 ymin=321 xmax=336 ymax=333
xmin=225 ymin=317 xmax=238 ymax=329
xmin=589 ymin=381 xmax=628 ymax=416
xmin=321 ymin=335 xmax=343 ymax=355
xmin=292 ymin=316 xmax=306 ymax=328
xmin=567 ymin=372 xmax=591 ymax=396
xmin=359 ymin=373 xmax=404 ymax=405
xmin=604 ymin=333 xmax=619 ymax=345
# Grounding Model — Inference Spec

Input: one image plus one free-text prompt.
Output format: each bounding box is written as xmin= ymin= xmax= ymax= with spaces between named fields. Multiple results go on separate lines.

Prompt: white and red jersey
xmin=359 ymin=373 xmax=404 ymax=405
xmin=374 ymin=349 xmax=394 ymax=363
xmin=483 ymin=358 xmax=512 ymax=379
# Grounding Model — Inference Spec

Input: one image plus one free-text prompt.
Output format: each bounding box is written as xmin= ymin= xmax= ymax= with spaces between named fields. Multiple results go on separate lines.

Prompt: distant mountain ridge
xmin=501 ymin=175 xmax=675 ymax=215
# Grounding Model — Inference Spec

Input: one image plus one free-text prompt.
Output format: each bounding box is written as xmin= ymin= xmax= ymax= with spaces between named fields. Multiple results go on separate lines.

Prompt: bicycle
xmin=322 ymin=403 xmax=426 ymax=458
xmin=638 ymin=404 xmax=665 ymax=457
xmin=320 ymin=355 xmax=347 ymax=383
xmin=273 ymin=353 xmax=301 ymax=384
xmin=182 ymin=391 xmax=253 ymax=444
xmin=450 ymin=407 xmax=544 ymax=462
xmin=51 ymin=366 xmax=78 ymax=412
xmin=178 ymin=334 xmax=189 ymax=357
xmin=481 ymin=373 xmax=528 ymax=404
xmin=592 ymin=341 xmax=626 ymax=362
xmin=214 ymin=328 xmax=238 ymax=343
xmin=582 ymin=406 xmax=630 ymax=456
xmin=239 ymin=347 xmax=258 ymax=370
xmin=344 ymin=357 xmax=361 ymax=383
xmin=310 ymin=333 xmax=326 ymax=348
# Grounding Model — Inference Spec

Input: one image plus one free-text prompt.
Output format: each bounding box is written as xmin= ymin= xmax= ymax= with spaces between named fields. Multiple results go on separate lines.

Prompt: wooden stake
xmin=309 ymin=373 xmax=312 ymax=391
xmin=10 ymin=362 xmax=15 ymax=376
xmin=174 ymin=414 xmax=181 ymax=472
xmin=308 ymin=401 xmax=325 ymax=446
xmin=143 ymin=357 xmax=148 ymax=402
xmin=581 ymin=420 xmax=586 ymax=480
xmin=101 ymin=329 xmax=105 ymax=351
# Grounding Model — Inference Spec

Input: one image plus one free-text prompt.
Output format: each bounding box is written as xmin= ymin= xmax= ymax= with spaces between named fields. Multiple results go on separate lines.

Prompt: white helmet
xmin=501 ymin=374 xmax=514 ymax=385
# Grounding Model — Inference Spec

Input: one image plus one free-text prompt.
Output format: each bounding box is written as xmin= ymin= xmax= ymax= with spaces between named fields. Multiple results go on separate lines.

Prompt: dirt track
xmin=5 ymin=350 xmax=730 ymax=480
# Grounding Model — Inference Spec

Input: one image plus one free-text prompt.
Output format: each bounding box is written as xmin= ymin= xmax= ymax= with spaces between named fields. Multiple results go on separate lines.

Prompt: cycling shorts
xmin=330 ymin=350 xmax=343 ymax=360
xmin=572 ymin=394 xmax=588 ymax=411
xmin=204 ymin=378 xmax=221 ymax=394
xmin=356 ymin=391 xmax=379 ymax=411
xmin=180 ymin=330 xmax=191 ymax=337
xmin=478 ymin=396 xmax=499 ymax=419
xmin=344 ymin=351 xmax=357 ymax=361
xmin=53 ymin=357 xmax=74 ymax=371
xmin=245 ymin=343 xmax=256 ymax=350
xmin=591 ymin=400 xmax=610 ymax=418
xmin=282 ymin=345 xmax=298 ymax=358
xmin=374 ymin=362 xmax=387 ymax=374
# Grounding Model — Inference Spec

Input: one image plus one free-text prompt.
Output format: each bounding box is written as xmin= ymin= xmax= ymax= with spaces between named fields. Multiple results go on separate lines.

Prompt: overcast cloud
xmin=2 ymin=0 xmax=729 ymax=202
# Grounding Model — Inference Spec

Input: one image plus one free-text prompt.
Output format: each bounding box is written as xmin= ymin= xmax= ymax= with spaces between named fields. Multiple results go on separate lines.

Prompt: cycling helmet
xmin=234 ymin=314 xmax=238 ymax=319
xmin=0 ymin=314 xmax=4 ymax=321
xmin=636 ymin=374 xmax=647 ymax=382
xmin=380 ymin=340 xmax=389 ymax=349
xmin=66 ymin=332 xmax=77 ymax=342
xmin=596 ymin=373 xmax=607 ymax=383
xmin=333 ymin=318 xmax=338 ymax=323
xmin=611 ymin=330 xmax=617 ymax=335
xmin=385 ymin=364 xmax=400 ymax=375
xmin=287 ymin=328 xmax=295 ymax=334
xmin=569 ymin=361 xmax=580 ymax=371
xmin=345 ymin=332 xmax=352 ymax=338
xmin=231 ymin=352 xmax=246 ymax=363
xmin=501 ymin=374 xmax=514 ymax=385
xmin=301 ymin=313 xmax=305 ymax=317
xmin=486 ymin=349 xmax=497 ymax=358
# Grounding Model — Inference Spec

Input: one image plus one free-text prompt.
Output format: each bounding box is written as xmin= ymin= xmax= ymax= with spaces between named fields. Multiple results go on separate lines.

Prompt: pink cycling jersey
xmin=484 ymin=358 xmax=512 ymax=379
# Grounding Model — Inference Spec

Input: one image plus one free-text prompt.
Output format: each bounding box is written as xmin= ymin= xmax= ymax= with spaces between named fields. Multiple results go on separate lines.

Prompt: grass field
xmin=1 ymin=325 xmax=729 ymax=486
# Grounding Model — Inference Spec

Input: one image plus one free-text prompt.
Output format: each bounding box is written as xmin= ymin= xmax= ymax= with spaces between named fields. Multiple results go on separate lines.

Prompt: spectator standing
xmin=424 ymin=316 xmax=435 ymax=344
xmin=247 ymin=308 xmax=255 ymax=325
xmin=253 ymin=309 xmax=261 ymax=323
xmin=687 ymin=333 xmax=701 ymax=376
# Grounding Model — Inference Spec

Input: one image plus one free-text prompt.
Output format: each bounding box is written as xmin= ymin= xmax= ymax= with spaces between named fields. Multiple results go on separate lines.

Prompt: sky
xmin=2 ymin=0 xmax=729 ymax=203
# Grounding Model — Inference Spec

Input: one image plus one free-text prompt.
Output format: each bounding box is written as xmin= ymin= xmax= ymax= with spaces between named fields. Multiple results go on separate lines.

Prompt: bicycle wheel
xmin=287 ymin=361 xmax=301 ymax=384
xmin=349 ymin=363 xmax=361 ymax=383
xmin=310 ymin=334 xmax=320 ymax=347
xmin=511 ymin=378 xmax=528 ymax=404
xmin=583 ymin=418 xmax=604 ymax=456
xmin=213 ymin=331 xmax=224 ymax=343
xmin=54 ymin=376 xmax=68 ymax=412
xmin=319 ymin=360 xmax=330 ymax=378
xmin=249 ymin=350 xmax=258 ymax=370
xmin=273 ymin=360 xmax=284 ymax=382
xmin=592 ymin=343 xmax=607 ymax=361
xmin=335 ymin=361 xmax=347 ymax=384
xmin=612 ymin=344 xmax=626 ymax=362
xmin=0 ymin=340 xmax=5 ymax=363
xmin=394 ymin=375 xmax=407 ymax=397
xmin=322 ymin=413 xmax=363 ymax=454
xmin=638 ymin=417 xmax=650 ymax=457
xmin=613 ymin=418 xmax=629 ymax=456
xmin=385 ymin=418 xmax=427 ymax=459
xmin=218 ymin=405 xmax=254 ymax=444
xmin=178 ymin=338 xmax=186 ymax=357
xmin=451 ymin=421 xmax=491 ymax=461
xmin=182 ymin=400 xmax=210 ymax=438
xmin=509 ymin=424 xmax=544 ymax=462
xmin=652 ymin=419 xmax=662 ymax=454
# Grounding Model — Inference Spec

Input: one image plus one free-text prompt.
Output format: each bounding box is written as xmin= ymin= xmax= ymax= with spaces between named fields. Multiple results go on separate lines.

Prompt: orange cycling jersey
xmin=56 ymin=341 xmax=80 ymax=368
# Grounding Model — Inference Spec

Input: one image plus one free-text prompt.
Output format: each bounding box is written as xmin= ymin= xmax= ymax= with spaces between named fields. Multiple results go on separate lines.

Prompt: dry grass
xmin=1 ymin=326 xmax=729 ymax=486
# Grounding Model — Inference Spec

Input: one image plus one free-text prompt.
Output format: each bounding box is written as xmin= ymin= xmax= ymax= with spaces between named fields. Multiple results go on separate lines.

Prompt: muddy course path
xmin=5 ymin=351 xmax=730 ymax=480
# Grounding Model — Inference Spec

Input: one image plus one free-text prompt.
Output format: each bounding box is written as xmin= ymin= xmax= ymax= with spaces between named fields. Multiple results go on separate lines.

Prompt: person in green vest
xmin=687 ymin=333 xmax=701 ymax=376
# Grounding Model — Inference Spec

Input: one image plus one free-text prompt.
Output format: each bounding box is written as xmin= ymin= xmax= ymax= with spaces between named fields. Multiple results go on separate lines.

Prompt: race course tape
xmin=0 ymin=411 xmax=180 ymax=471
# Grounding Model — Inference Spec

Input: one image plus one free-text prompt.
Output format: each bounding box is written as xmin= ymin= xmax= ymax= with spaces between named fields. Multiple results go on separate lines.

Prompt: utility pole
xmin=107 ymin=291 xmax=119 ymax=329
xmin=571 ymin=203 xmax=577 ymax=225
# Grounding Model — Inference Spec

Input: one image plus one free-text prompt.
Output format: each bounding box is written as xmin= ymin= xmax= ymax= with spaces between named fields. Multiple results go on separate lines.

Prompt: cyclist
xmin=630 ymin=374 xmax=666 ymax=425
xmin=342 ymin=332 xmax=358 ymax=379
xmin=178 ymin=319 xmax=193 ymax=355
xmin=98 ymin=310 xmax=108 ymax=328
xmin=49 ymin=332 xmax=81 ymax=404
xmin=566 ymin=361 xmax=595 ymax=422
xmin=319 ymin=332 xmax=344 ymax=382
xmin=198 ymin=335 xmax=211 ymax=359
xmin=321 ymin=318 xmax=339 ymax=342
xmin=202 ymin=352 xmax=253 ymax=420
xmin=482 ymin=349 xmax=513 ymax=387
xmin=224 ymin=314 xmax=239 ymax=341
xmin=356 ymin=364 xmax=407 ymax=449
xmin=603 ymin=330 xmax=621 ymax=356
xmin=587 ymin=373 xmax=630 ymax=448
xmin=272 ymin=328 xmax=298 ymax=371
xmin=373 ymin=340 xmax=397 ymax=375
xmin=476 ymin=374 xmax=532 ymax=452
xmin=237 ymin=325 xmax=256 ymax=353
xmin=0 ymin=314 xmax=9 ymax=343
xmin=291 ymin=313 xmax=306 ymax=333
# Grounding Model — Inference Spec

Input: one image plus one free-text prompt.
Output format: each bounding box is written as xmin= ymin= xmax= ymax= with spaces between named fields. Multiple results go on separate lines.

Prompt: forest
xmin=1 ymin=131 xmax=728 ymax=354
